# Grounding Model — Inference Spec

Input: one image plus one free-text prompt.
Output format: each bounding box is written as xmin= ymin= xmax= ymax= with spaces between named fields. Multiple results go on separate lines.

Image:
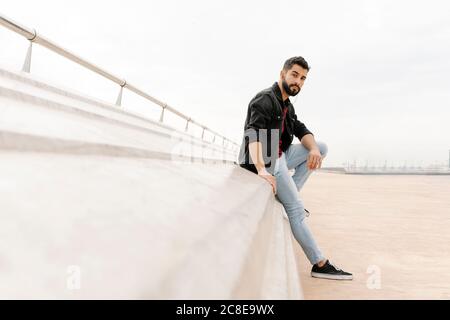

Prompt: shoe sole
xmin=311 ymin=272 xmax=353 ymax=281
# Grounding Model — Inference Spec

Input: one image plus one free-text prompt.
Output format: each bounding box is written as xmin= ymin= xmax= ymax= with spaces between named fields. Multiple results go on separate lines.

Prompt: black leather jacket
xmin=238 ymin=82 xmax=313 ymax=174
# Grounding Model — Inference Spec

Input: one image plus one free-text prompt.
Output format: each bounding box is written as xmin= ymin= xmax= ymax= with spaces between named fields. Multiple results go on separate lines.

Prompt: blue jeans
xmin=274 ymin=141 xmax=328 ymax=265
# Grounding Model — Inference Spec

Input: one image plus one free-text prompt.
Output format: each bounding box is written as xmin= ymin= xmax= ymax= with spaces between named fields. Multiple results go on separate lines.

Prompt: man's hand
xmin=307 ymin=148 xmax=323 ymax=170
xmin=257 ymin=169 xmax=277 ymax=194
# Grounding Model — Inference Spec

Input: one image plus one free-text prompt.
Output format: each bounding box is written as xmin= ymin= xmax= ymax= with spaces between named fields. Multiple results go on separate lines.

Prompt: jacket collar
xmin=272 ymin=82 xmax=291 ymax=105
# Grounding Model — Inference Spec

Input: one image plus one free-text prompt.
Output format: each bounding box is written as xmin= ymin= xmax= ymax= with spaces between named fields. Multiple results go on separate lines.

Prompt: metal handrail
xmin=0 ymin=13 xmax=239 ymax=151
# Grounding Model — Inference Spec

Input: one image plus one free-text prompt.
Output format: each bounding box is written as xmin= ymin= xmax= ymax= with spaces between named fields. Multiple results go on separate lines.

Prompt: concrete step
xmin=0 ymin=67 xmax=236 ymax=161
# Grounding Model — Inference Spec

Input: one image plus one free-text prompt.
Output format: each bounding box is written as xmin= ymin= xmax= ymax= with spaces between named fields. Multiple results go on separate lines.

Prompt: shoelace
xmin=328 ymin=260 xmax=342 ymax=272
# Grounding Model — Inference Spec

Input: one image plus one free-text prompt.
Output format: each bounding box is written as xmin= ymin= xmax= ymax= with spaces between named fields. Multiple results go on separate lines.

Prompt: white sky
xmin=1 ymin=0 xmax=449 ymax=167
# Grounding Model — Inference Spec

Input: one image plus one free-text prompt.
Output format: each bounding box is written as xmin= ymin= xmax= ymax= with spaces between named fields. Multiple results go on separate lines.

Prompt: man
xmin=238 ymin=56 xmax=352 ymax=280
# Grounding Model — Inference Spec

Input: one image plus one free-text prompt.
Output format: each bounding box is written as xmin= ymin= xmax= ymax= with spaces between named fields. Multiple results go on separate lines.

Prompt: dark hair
xmin=283 ymin=56 xmax=310 ymax=71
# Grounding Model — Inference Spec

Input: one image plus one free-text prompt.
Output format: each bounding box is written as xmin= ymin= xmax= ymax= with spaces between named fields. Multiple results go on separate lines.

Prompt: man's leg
xmin=277 ymin=142 xmax=353 ymax=279
xmin=285 ymin=141 xmax=328 ymax=192
xmin=274 ymin=154 xmax=325 ymax=265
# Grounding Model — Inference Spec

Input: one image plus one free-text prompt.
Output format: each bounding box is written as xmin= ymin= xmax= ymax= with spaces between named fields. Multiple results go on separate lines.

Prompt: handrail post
xmin=159 ymin=104 xmax=167 ymax=122
xmin=115 ymin=80 xmax=127 ymax=106
xmin=185 ymin=118 xmax=191 ymax=132
xmin=22 ymin=41 xmax=33 ymax=73
xmin=22 ymin=29 xmax=37 ymax=73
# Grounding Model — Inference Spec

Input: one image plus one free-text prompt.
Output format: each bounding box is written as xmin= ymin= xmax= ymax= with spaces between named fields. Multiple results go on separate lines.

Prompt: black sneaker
xmin=311 ymin=260 xmax=353 ymax=280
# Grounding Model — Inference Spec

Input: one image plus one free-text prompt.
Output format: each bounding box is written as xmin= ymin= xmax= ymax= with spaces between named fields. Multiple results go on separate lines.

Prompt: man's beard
xmin=282 ymin=79 xmax=300 ymax=96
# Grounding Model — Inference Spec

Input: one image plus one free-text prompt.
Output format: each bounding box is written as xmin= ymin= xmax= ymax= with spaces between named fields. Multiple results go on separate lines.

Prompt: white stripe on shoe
xmin=311 ymin=272 xmax=353 ymax=280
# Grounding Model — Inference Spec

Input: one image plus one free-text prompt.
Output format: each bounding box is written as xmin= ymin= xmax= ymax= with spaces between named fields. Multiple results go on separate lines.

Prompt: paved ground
xmin=292 ymin=171 xmax=450 ymax=299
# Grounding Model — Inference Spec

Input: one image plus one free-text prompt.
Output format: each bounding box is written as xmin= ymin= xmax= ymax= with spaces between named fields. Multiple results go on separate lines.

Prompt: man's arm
xmin=300 ymin=133 xmax=322 ymax=170
xmin=244 ymin=95 xmax=277 ymax=194
xmin=248 ymin=141 xmax=276 ymax=194
xmin=291 ymin=110 xmax=323 ymax=171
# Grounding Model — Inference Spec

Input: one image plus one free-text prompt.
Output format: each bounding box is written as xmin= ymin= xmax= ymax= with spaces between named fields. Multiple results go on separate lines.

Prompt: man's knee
xmin=316 ymin=141 xmax=328 ymax=157
xmin=281 ymin=201 xmax=307 ymax=222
